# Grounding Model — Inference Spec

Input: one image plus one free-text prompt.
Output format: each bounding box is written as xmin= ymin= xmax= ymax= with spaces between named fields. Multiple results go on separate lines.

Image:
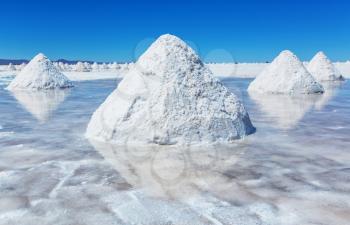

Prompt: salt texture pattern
xmin=0 ymin=78 xmax=349 ymax=225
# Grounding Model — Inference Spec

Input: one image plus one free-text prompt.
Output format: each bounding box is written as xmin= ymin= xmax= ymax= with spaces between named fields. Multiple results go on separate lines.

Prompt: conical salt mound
xmin=86 ymin=34 xmax=255 ymax=145
xmin=7 ymin=63 xmax=16 ymax=71
xmin=248 ymin=50 xmax=324 ymax=94
xmin=307 ymin=51 xmax=343 ymax=82
xmin=6 ymin=53 xmax=73 ymax=90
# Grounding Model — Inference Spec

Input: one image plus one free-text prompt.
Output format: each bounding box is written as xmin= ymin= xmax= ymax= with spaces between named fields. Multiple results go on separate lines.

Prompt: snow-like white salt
xmin=6 ymin=53 xmax=73 ymax=90
xmin=307 ymin=51 xmax=344 ymax=82
xmin=248 ymin=50 xmax=324 ymax=94
xmin=86 ymin=34 xmax=255 ymax=145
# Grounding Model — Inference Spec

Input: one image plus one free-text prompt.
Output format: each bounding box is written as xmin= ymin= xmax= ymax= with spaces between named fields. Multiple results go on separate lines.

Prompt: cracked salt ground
xmin=0 ymin=78 xmax=350 ymax=225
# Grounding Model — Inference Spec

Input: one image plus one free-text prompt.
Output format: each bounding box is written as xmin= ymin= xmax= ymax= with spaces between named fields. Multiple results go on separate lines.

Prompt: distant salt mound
xmin=16 ymin=63 xmax=26 ymax=71
xmin=248 ymin=50 xmax=324 ymax=94
xmin=109 ymin=62 xmax=120 ymax=70
xmin=75 ymin=62 xmax=90 ymax=72
xmin=7 ymin=63 xmax=16 ymax=71
xmin=307 ymin=51 xmax=343 ymax=82
xmin=86 ymin=34 xmax=255 ymax=145
xmin=6 ymin=53 xmax=73 ymax=90
xmin=91 ymin=62 xmax=100 ymax=71
xmin=98 ymin=63 xmax=108 ymax=71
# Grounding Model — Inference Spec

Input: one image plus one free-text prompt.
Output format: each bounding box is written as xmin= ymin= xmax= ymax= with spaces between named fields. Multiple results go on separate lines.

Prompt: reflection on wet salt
xmin=314 ymin=81 xmax=344 ymax=110
xmin=10 ymin=90 xmax=70 ymax=123
xmin=89 ymin=140 xmax=247 ymax=200
xmin=0 ymin=78 xmax=349 ymax=225
xmin=249 ymin=92 xmax=321 ymax=129
xmin=0 ymin=74 xmax=15 ymax=86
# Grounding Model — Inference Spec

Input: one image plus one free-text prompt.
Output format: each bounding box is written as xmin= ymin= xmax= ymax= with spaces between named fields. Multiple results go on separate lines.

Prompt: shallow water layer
xmin=0 ymin=76 xmax=349 ymax=225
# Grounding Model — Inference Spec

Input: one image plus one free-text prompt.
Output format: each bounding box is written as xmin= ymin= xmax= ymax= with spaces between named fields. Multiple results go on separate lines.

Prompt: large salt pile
xmin=307 ymin=51 xmax=343 ymax=82
xmin=6 ymin=53 xmax=73 ymax=90
xmin=248 ymin=50 xmax=324 ymax=94
xmin=86 ymin=34 xmax=255 ymax=145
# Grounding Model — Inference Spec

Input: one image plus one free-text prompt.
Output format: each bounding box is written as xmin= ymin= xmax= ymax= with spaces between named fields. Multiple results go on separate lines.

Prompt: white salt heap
xmin=109 ymin=62 xmax=120 ymax=70
xmin=75 ymin=61 xmax=90 ymax=72
xmin=7 ymin=63 xmax=16 ymax=71
xmin=16 ymin=62 xmax=26 ymax=71
xmin=91 ymin=62 xmax=100 ymax=71
xmin=307 ymin=51 xmax=344 ymax=82
xmin=86 ymin=34 xmax=255 ymax=145
xmin=248 ymin=50 xmax=324 ymax=94
xmin=6 ymin=53 xmax=73 ymax=90
xmin=100 ymin=63 xmax=109 ymax=71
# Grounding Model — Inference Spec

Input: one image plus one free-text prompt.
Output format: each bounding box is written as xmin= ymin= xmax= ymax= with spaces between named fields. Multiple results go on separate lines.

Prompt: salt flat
xmin=1 ymin=61 xmax=349 ymax=81
xmin=0 ymin=76 xmax=349 ymax=225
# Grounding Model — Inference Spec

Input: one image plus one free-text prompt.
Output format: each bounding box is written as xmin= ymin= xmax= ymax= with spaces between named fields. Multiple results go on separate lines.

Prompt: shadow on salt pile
xmin=89 ymin=140 xmax=251 ymax=201
xmin=10 ymin=89 xmax=70 ymax=123
xmin=249 ymin=92 xmax=321 ymax=130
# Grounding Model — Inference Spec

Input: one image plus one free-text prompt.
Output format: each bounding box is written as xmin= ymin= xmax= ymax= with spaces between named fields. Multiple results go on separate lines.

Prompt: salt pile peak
xmin=6 ymin=53 xmax=73 ymax=90
xmin=86 ymin=34 xmax=255 ymax=145
xmin=248 ymin=50 xmax=324 ymax=94
xmin=307 ymin=51 xmax=343 ymax=82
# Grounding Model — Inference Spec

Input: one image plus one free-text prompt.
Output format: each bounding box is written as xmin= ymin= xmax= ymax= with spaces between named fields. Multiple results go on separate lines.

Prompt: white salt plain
xmin=0 ymin=76 xmax=349 ymax=225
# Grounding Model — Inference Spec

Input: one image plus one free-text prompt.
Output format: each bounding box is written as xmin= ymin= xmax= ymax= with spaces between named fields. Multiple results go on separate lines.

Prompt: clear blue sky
xmin=0 ymin=0 xmax=349 ymax=62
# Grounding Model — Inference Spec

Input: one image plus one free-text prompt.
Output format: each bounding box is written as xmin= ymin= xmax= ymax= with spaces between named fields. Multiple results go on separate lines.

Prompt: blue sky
xmin=0 ymin=0 xmax=349 ymax=62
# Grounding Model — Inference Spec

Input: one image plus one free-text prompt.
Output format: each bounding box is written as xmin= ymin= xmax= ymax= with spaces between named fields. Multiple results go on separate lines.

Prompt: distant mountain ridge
xmin=0 ymin=59 xmax=127 ymax=65
xmin=0 ymin=59 xmax=29 ymax=65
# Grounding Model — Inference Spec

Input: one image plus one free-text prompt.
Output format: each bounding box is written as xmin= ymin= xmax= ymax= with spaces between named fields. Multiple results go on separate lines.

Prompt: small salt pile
xmin=7 ymin=53 xmax=73 ymax=90
xmin=248 ymin=50 xmax=324 ymax=94
xmin=307 ymin=51 xmax=343 ymax=82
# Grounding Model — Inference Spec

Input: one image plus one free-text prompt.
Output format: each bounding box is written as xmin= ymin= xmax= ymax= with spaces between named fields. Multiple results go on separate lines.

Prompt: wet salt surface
xmin=0 ymin=76 xmax=349 ymax=225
